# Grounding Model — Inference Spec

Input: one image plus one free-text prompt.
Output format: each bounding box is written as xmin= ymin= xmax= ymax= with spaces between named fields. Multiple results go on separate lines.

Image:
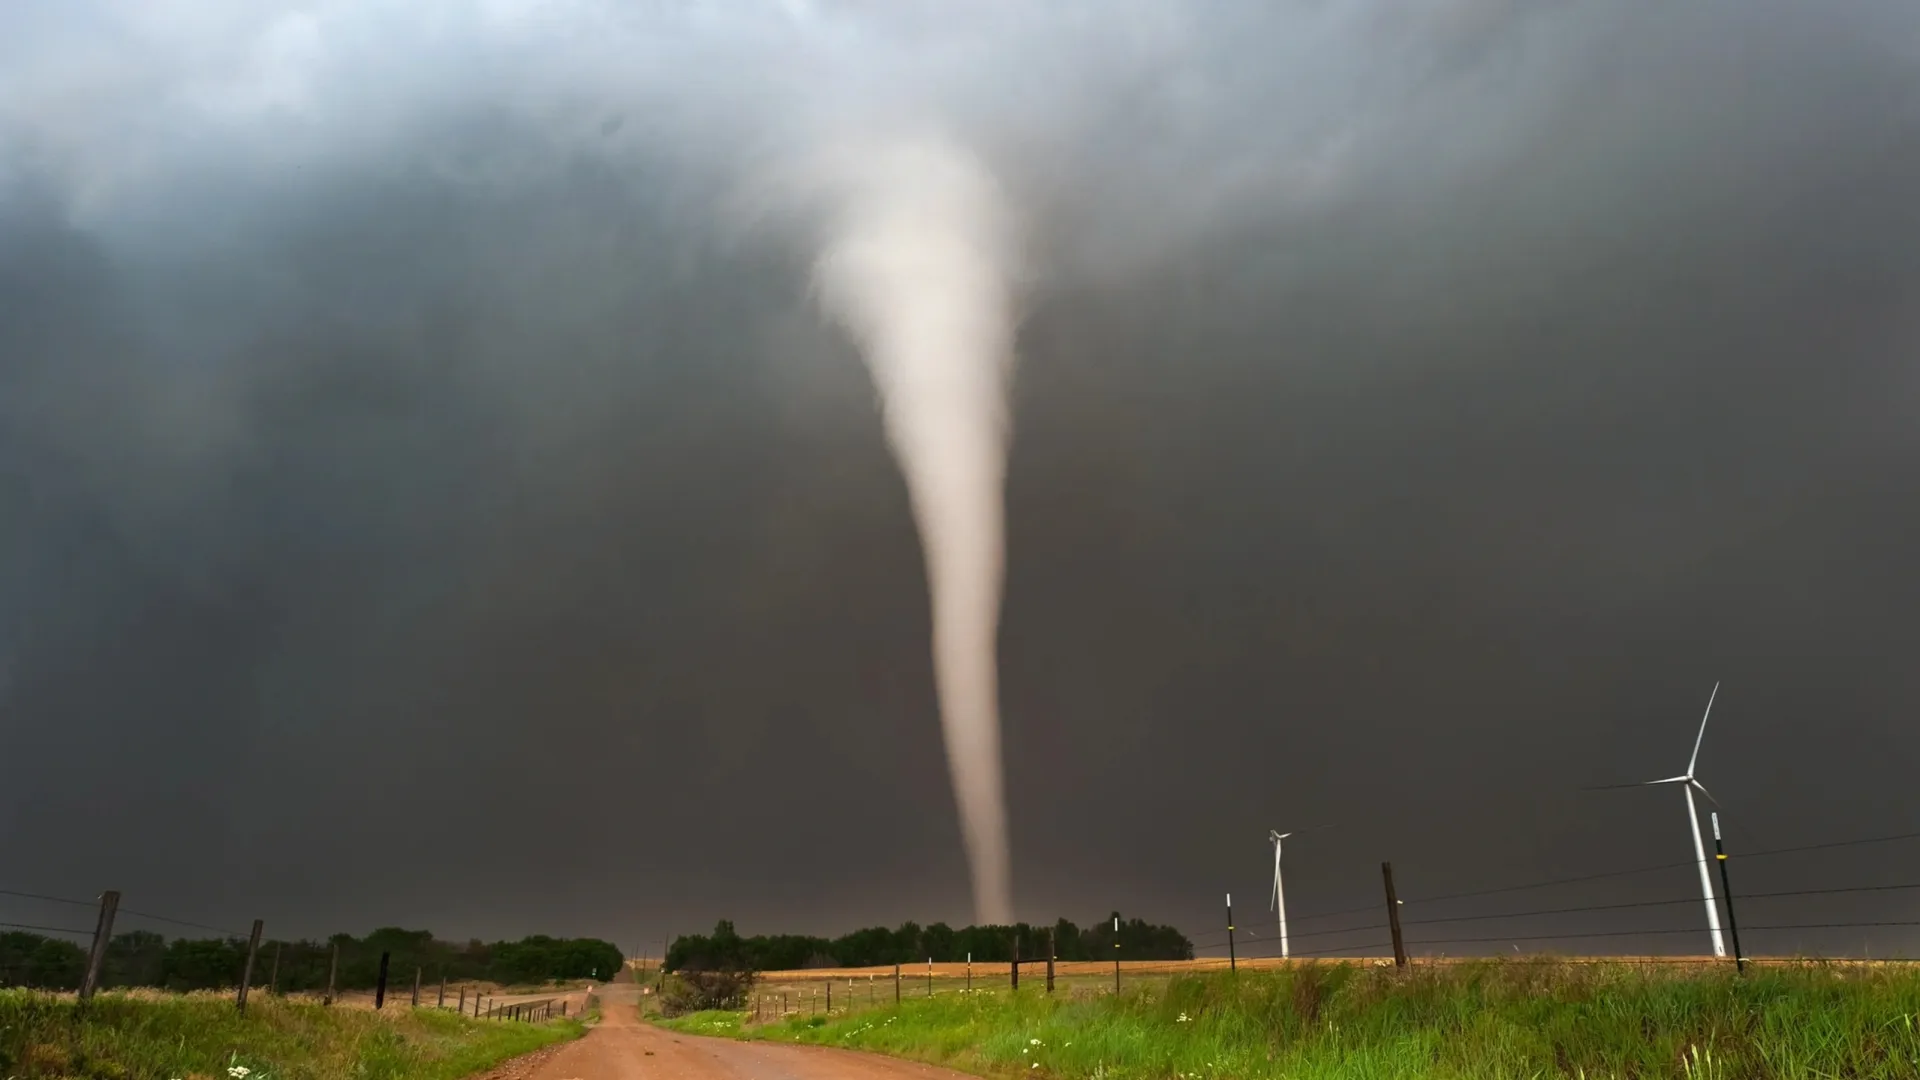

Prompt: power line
xmin=1400 ymin=896 xmax=1701 ymax=928
xmin=1391 ymin=829 xmax=1920 ymax=911
xmin=1741 ymin=881 xmax=1920 ymax=902
xmin=1405 ymin=858 xmax=1698 ymax=906
xmin=1408 ymin=919 xmax=1920 ymax=948
xmin=0 ymin=920 xmax=93 ymax=937
xmin=1741 ymin=831 xmax=1920 ymax=863
xmin=116 ymin=909 xmax=247 ymax=938
xmin=0 ymin=887 xmax=96 ymax=908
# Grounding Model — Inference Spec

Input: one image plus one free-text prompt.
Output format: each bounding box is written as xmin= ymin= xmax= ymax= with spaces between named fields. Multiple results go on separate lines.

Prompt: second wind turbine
xmin=1268 ymin=825 xmax=1327 ymax=961
xmin=1593 ymin=683 xmax=1727 ymax=958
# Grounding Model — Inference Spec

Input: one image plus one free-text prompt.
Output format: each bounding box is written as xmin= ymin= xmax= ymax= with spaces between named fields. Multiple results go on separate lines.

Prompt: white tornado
xmin=809 ymin=134 xmax=1019 ymax=925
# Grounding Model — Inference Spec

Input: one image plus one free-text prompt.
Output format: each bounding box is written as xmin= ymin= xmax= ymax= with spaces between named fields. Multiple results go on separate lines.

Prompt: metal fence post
xmin=1227 ymin=893 xmax=1237 ymax=974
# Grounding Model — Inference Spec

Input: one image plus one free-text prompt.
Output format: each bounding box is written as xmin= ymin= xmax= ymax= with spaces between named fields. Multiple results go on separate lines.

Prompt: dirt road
xmin=505 ymin=981 xmax=975 ymax=1080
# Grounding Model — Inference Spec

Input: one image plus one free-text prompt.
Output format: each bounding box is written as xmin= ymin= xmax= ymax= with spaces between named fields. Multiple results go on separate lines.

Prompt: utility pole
xmin=79 ymin=890 xmax=120 ymax=1003
xmin=1712 ymin=812 xmax=1746 ymax=973
xmin=237 ymin=920 xmax=265 ymax=1013
xmin=1226 ymin=893 xmax=1236 ymax=974
xmin=1382 ymin=863 xmax=1407 ymax=969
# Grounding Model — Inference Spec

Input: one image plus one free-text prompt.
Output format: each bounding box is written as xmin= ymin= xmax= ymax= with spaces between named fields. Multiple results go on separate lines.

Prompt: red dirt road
xmin=508 ymin=982 xmax=975 ymax=1080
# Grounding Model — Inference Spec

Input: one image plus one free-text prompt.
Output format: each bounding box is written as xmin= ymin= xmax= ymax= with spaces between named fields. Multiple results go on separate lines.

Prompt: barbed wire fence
xmin=0 ymin=886 xmax=582 ymax=1023
xmin=692 ymin=827 xmax=1920 ymax=1022
xmin=16 ymin=825 xmax=1920 ymax=1024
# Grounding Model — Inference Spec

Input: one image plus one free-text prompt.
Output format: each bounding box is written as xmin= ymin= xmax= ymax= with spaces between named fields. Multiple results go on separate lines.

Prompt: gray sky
xmin=3 ymin=0 xmax=1920 ymax=959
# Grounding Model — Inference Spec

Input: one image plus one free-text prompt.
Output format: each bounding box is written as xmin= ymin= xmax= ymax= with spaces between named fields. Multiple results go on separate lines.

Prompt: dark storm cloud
xmin=1 ymin=0 xmax=1918 ymax=959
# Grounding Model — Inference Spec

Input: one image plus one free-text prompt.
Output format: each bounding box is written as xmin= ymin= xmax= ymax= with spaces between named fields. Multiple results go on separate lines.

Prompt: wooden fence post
xmin=1383 ymin=862 xmax=1408 ymax=969
xmin=324 ymin=941 xmax=338 ymax=1005
xmin=236 ymin=920 xmax=265 ymax=1013
xmin=79 ymin=890 xmax=120 ymax=1003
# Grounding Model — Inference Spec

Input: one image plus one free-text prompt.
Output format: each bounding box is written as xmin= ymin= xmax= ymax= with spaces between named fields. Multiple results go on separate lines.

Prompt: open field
xmin=0 ymin=987 xmax=583 ymax=1079
xmin=659 ymin=960 xmax=1920 ymax=1078
xmin=755 ymin=955 xmax=1899 ymax=980
xmin=322 ymin=980 xmax=596 ymax=1016
xmin=737 ymin=956 xmax=1877 ymax=1020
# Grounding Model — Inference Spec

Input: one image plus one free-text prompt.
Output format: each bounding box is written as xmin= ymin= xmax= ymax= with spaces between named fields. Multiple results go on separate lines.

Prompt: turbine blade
xmin=1687 ymin=682 xmax=1720 ymax=775
xmin=1690 ymin=779 xmax=1722 ymax=809
xmin=1584 ymin=777 xmax=1685 ymax=790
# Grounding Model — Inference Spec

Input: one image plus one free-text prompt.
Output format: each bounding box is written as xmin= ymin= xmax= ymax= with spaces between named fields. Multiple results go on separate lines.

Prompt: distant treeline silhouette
xmin=666 ymin=914 xmax=1194 ymax=972
xmin=0 ymin=927 xmax=622 ymax=993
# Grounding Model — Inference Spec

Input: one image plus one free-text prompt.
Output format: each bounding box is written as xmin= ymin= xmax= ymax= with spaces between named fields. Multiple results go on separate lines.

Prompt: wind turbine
xmin=1594 ymin=683 xmax=1727 ymax=958
xmin=1268 ymin=830 xmax=1293 ymax=959
xmin=1267 ymin=826 xmax=1327 ymax=960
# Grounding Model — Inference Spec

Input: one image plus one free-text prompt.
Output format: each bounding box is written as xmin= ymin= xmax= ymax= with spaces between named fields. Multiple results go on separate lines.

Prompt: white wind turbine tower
xmin=1595 ymin=683 xmax=1727 ymax=958
xmin=1268 ymin=826 xmax=1326 ymax=960
xmin=1269 ymin=830 xmax=1293 ymax=960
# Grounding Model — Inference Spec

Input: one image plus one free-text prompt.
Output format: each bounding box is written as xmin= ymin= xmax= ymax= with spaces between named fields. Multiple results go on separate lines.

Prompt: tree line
xmin=0 ymin=927 xmax=623 ymax=993
xmin=666 ymin=914 xmax=1193 ymax=972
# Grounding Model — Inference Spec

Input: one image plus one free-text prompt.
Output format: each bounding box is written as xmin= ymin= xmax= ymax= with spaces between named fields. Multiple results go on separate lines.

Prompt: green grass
xmin=656 ymin=961 xmax=1920 ymax=1078
xmin=0 ymin=989 xmax=583 ymax=1079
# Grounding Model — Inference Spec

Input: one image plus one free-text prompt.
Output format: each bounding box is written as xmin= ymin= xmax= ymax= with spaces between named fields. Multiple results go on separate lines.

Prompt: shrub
xmin=661 ymin=970 xmax=758 ymax=1017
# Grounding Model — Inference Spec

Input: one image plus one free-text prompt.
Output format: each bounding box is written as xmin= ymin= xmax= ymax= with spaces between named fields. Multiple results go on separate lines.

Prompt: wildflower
xmin=1031 ymin=1037 xmax=1043 ymax=1045
xmin=1176 ymin=1012 xmax=1191 ymax=1023
xmin=228 ymin=1068 xmax=251 ymax=1079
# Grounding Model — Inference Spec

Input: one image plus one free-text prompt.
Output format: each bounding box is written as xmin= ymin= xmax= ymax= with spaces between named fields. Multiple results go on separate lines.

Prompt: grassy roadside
xmin=0 ymin=988 xmax=583 ymax=1080
xmin=656 ymin=961 xmax=1920 ymax=1078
